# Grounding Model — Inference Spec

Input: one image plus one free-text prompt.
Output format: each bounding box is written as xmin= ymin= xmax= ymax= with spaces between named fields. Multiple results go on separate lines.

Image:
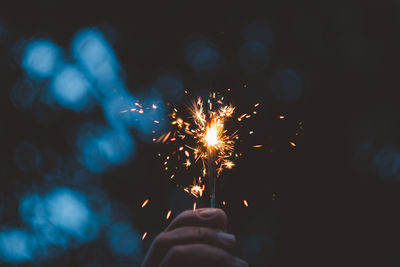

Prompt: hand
xmin=142 ymin=208 xmax=248 ymax=267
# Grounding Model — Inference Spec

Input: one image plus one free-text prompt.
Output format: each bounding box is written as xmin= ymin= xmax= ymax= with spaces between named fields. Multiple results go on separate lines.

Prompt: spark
xmin=279 ymin=115 xmax=285 ymax=119
xmin=142 ymin=232 xmax=147 ymax=240
xmin=187 ymin=178 xmax=205 ymax=198
xmin=222 ymin=161 xmax=235 ymax=169
xmin=193 ymin=202 xmax=197 ymax=211
xmin=253 ymin=145 xmax=263 ymax=148
xmin=238 ymin=113 xmax=247 ymax=121
xmin=243 ymin=200 xmax=248 ymax=207
xmin=222 ymin=201 xmax=226 ymax=206
xmin=184 ymin=159 xmax=191 ymax=168
xmin=141 ymin=199 xmax=149 ymax=208
xmin=152 ymin=104 xmax=157 ymax=109
xmin=166 ymin=210 xmax=172 ymax=220
xmin=290 ymin=142 xmax=296 ymax=147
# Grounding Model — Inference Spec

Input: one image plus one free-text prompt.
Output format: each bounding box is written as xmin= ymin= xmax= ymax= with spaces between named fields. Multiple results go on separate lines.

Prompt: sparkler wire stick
xmin=207 ymin=147 xmax=217 ymax=208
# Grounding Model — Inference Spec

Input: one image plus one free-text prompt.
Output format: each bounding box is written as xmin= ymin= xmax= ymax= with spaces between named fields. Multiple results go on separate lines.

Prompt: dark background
xmin=2 ymin=1 xmax=400 ymax=266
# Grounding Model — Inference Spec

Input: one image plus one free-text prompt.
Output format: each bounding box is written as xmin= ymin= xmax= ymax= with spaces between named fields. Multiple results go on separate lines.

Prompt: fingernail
xmin=217 ymin=232 xmax=236 ymax=246
xmin=197 ymin=208 xmax=217 ymax=218
xmin=232 ymin=257 xmax=248 ymax=267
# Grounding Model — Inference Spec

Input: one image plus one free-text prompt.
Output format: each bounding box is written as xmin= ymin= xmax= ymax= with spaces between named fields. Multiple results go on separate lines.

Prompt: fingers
xmin=159 ymin=244 xmax=248 ymax=267
xmin=142 ymin=226 xmax=236 ymax=267
xmin=166 ymin=208 xmax=228 ymax=231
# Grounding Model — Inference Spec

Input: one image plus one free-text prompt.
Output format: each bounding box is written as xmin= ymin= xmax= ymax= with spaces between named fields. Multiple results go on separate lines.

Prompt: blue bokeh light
xmin=132 ymin=94 xmax=167 ymax=140
xmin=270 ymin=69 xmax=303 ymax=102
xmin=185 ymin=37 xmax=220 ymax=72
xmin=71 ymin=28 xmax=123 ymax=98
xmin=103 ymin=90 xmax=167 ymax=141
xmin=374 ymin=146 xmax=400 ymax=182
xmin=103 ymin=91 xmax=137 ymax=127
xmin=108 ymin=222 xmax=140 ymax=257
xmin=50 ymin=65 xmax=92 ymax=111
xmin=22 ymin=39 xmax=61 ymax=79
xmin=14 ymin=141 xmax=41 ymax=172
xmin=45 ymin=188 xmax=91 ymax=237
xmin=76 ymin=125 xmax=135 ymax=172
xmin=152 ymin=74 xmax=184 ymax=103
xmin=19 ymin=193 xmax=68 ymax=250
xmin=19 ymin=188 xmax=100 ymax=252
xmin=0 ymin=229 xmax=34 ymax=264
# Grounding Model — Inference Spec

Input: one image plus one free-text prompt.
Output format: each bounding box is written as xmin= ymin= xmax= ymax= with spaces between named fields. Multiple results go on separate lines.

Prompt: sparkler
xmin=118 ymin=87 xmax=303 ymax=237
xmin=157 ymin=91 xmax=256 ymax=208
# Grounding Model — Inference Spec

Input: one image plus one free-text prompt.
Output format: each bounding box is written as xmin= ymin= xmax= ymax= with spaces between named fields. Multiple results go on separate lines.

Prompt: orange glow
xmin=141 ymin=199 xmax=149 ymax=208
xmin=205 ymin=124 xmax=219 ymax=147
xmin=166 ymin=210 xmax=172 ymax=220
xmin=142 ymin=232 xmax=147 ymax=240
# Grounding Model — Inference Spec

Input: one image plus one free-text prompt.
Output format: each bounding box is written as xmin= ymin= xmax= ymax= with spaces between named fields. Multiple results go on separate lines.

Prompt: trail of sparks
xmin=157 ymin=91 xmax=260 ymax=199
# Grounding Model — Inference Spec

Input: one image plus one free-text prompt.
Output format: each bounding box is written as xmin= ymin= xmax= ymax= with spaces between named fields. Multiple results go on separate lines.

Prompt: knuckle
xmin=167 ymin=245 xmax=185 ymax=260
xmin=196 ymin=227 xmax=211 ymax=240
xmin=180 ymin=209 xmax=195 ymax=217
xmin=152 ymin=232 xmax=168 ymax=250
xmin=154 ymin=232 xmax=166 ymax=244
xmin=215 ymin=208 xmax=227 ymax=220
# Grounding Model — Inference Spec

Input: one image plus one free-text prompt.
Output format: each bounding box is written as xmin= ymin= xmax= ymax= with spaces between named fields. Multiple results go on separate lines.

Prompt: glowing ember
xmin=166 ymin=210 xmax=172 ymax=220
xmin=141 ymin=199 xmax=149 ymax=208
xmin=243 ymin=200 xmax=248 ymax=207
xmin=142 ymin=232 xmax=147 ymax=240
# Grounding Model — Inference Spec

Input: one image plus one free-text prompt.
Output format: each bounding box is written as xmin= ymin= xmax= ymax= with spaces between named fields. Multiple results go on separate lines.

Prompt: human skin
xmin=142 ymin=208 xmax=248 ymax=267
